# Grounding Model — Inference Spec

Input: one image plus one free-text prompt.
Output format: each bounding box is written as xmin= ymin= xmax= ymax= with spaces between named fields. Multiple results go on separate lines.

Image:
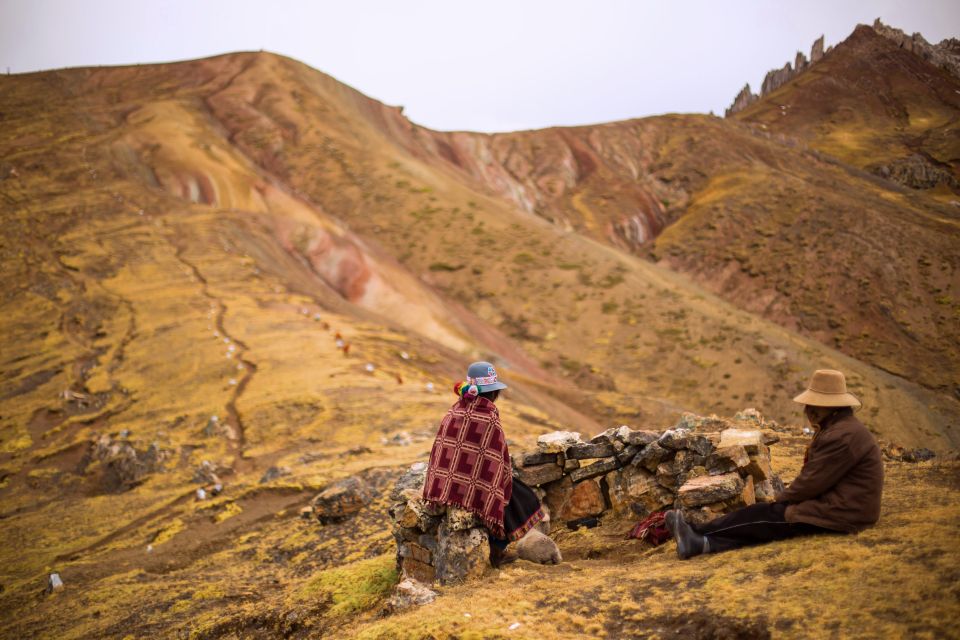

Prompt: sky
xmin=1 ymin=1 xmax=958 ymax=132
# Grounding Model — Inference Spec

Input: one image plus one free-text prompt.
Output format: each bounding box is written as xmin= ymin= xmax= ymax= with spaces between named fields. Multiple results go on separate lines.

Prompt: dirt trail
xmin=168 ymin=236 xmax=258 ymax=474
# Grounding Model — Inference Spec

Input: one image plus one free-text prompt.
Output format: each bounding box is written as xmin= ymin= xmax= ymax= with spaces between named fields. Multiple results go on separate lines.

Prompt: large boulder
xmin=313 ymin=476 xmax=371 ymax=524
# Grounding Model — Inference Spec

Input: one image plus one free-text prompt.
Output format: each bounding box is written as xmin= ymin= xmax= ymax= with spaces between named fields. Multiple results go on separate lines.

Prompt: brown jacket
xmin=778 ymin=408 xmax=883 ymax=533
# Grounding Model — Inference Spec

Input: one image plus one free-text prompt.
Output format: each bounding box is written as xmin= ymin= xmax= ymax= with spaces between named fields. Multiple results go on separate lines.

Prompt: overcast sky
xmin=2 ymin=1 xmax=957 ymax=132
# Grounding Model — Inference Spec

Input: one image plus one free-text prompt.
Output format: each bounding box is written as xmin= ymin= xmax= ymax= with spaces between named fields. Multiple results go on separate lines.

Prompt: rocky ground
xmin=1 ymin=407 xmax=957 ymax=639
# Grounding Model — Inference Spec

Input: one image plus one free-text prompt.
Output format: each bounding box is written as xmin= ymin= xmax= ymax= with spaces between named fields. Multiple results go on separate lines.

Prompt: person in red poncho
xmin=423 ymin=361 xmax=546 ymax=567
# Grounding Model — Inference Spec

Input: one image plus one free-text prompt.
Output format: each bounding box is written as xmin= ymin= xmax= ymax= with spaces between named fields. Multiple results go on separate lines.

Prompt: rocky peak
xmin=726 ymin=21 xmax=960 ymax=117
xmin=725 ymin=34 xmax=831 ymax=116
xmin=871 ymin=18 xmax=960 ymax=79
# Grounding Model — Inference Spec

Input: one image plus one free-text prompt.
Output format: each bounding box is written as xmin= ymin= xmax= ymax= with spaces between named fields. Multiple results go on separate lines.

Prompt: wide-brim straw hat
xmin=466 ymin=361 xmax=508 ymax=392
xmin=792 ymin=369 xmax=861 ymax=408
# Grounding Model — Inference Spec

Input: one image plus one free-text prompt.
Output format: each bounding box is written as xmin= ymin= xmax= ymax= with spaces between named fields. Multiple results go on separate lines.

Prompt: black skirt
xmin=502 ymin=478 xmax=546 ymax=542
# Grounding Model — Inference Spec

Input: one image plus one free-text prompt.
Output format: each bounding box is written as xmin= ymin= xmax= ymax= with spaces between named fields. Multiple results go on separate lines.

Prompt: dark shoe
xmin=665 ymin=510 xmax=706 ymax=560
xmin=489 ymin=545 xmax=518 ymax=568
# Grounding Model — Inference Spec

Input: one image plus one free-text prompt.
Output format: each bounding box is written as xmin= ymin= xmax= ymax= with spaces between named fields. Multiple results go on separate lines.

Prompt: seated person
xmin=422 ymin=361 xmax=546 ymax=567
xmin=665 ymin=369 xmax=883 ymax=559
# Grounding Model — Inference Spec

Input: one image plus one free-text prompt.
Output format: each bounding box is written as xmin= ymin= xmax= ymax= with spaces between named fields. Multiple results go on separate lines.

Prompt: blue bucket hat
xmin=466 ymin=361 xmax=508 ymax=392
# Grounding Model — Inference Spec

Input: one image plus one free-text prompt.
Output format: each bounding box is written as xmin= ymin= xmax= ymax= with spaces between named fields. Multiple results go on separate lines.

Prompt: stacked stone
xmin=387 ymin=462 xmax=490 ymax=586
xmin=388 ymin=412 xmax=784 ymax=585
xmin=513 ymin=416 xmax=783 ymax=528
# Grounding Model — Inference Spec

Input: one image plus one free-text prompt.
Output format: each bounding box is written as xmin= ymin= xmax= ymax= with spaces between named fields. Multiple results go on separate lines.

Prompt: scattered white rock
xmin=196 ymin=488 xmax=207 ymax=500
xmin=146 ymin=544 xmax=153 ymax=553
xmin=509 ymin=622 xmax=521 ymax=630
xmin=313 ymin=313 xmax=322 ymax=321
xmin=335 ymin=338 xmax=345 ymax=349
xmin=364 ymin=363 xmax=375 ymax=373
xmin=47 ymin=573 xmax=63 ymax=593
xmin=400 ymin=351 xmax=410 ymax=360
xmin=228 ymin=379 xmax=238 ymax=386
xmin=425 ymin=382 xmax=435 ymax=392
xmin=387 ymin=579 xmax=437 ymax=611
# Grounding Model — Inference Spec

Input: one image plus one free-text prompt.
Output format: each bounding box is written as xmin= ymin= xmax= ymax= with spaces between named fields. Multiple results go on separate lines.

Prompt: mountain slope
xmin=733 ymin=24 xmax=960 ymax=196
xmin=0 ymin=33 xmax=958 ymax=639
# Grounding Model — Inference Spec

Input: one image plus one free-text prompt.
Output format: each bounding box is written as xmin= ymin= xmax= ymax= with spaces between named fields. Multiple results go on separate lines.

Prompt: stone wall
xmin=389 ymin=409 xmax=784 ymax=585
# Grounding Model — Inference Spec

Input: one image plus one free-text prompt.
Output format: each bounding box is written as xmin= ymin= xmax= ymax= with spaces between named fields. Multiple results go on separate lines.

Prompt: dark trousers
xmin=691 ymin=502 xmax=832 ymax=553
xmin=489 ymin=478 xmax=544 ymax=550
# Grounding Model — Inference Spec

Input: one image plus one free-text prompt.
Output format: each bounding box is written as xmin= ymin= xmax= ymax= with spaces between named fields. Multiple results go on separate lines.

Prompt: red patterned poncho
xmin=423 ymin=395 xmax=513 ymax=538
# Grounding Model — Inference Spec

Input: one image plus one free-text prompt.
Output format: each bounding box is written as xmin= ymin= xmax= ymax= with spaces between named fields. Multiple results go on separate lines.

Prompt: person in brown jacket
xmin=665 ymin=369 xmax=884 ymax=559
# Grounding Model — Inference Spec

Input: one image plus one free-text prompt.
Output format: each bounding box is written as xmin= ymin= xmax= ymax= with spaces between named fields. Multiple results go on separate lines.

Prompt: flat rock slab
xmin=569 ymin=456 xmax=620 ymax=482
xmin=567 ymin=442 xmax=616 ymax=460
xmin=516 ymin=462 xmax=563 ymax=487
xmin=537 ymin=431 xmax=583 ymax=453
xmin=517 ymin=451 xmax=559 ymax=466
xmin=678 ymin=472 xmax=745 ymax=507
xmin=718 ymin=429 xmax=763 ymax=454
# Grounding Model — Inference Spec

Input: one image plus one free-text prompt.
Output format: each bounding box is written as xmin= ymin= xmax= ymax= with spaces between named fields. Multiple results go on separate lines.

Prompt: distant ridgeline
xmin=725 ymin=19 xmax=960 ymax=117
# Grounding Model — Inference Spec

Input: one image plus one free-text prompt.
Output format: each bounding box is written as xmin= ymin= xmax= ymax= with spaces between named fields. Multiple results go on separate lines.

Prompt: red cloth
xmin=423 ymin=395 xmax=513 ymax=538
xmin=627 ymin=510 xmax=671 ymax=546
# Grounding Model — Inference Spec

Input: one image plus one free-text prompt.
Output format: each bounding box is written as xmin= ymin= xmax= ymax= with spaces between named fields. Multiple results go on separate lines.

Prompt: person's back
xmin=780 ymin=409 xmax=883 ymax=533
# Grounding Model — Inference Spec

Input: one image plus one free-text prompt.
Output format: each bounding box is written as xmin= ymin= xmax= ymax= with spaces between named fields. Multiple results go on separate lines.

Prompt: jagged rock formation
xmin=872 ymin=18 xmax=960 ymax=78
xmin=727 ymin=83 xmax=758 ymax=116
xmin=727 ymin=18 xmax=960 ymax=118
xmin=725 ymin=35 xmax=827 ymax=116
